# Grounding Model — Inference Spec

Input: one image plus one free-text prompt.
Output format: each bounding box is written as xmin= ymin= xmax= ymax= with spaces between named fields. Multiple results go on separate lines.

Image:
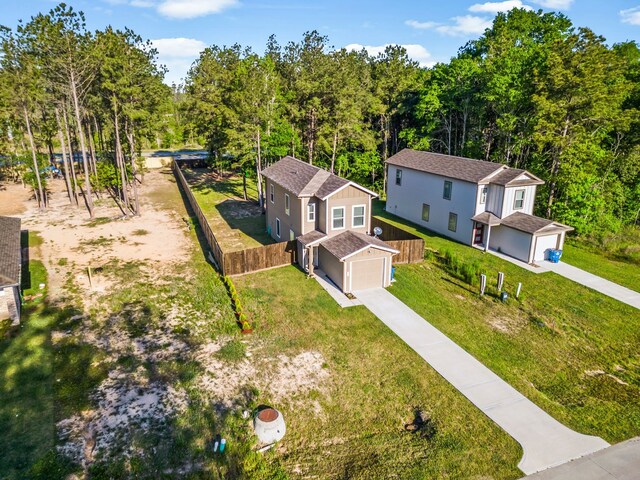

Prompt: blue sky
xmin=1 ymin=0 xmax=639 ymax=85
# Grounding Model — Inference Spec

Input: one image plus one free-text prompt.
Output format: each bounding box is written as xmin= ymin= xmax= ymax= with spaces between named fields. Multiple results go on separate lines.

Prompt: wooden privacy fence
xmin=223 ymin=240 xmax=297 ymax=276
xmin=371 ymin=217 xmax=425 ymax=264
xmin=172 ymin=160 xmax=296 ymax=276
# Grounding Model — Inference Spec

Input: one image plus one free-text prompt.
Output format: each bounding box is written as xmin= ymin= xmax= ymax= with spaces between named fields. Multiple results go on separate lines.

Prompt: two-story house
xmin=262 ymin=156 xmax=398 ymax=293
xmin=385 ymin=149 xmax=572 ymax=264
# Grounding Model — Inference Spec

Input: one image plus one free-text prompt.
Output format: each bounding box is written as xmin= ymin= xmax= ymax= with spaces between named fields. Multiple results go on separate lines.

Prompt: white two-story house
xmin=385 ymin=149 xmax=573 ymax=264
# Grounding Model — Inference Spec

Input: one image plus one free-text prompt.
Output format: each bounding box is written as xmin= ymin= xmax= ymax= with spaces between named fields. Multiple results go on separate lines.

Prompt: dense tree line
xmin=0 ymin=3 xmax=176 ymax=217
xmin=185 ymin=9 xmax=639 ymax=237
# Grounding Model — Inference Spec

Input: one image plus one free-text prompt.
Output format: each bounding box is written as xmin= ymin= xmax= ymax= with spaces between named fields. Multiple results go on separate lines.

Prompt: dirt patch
xmin=195 ymin=341 xmax=330 ymax=412
xmin=487 ymin=314 xmax=527 ymax=334
xmin=0 ymin=182 xmax=33 ymax=215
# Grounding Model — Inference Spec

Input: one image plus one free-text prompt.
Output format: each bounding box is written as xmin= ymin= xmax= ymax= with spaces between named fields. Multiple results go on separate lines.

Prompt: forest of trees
xmin=0 ymin=3 xmax=181 ymax=218
xmin=1 ymin=5 xmax=638 ymax=239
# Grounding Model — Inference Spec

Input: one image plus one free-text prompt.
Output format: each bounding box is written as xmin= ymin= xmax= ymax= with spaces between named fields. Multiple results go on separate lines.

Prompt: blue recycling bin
xmin=548 ymin=249 xmax=562 ymax=263
xmin=391 ymin=266 xmax=396 ymax=281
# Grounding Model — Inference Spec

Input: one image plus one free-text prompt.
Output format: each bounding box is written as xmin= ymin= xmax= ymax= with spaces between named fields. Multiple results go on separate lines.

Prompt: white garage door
xmin=350 ymin=258 xmax=386 ymax=291
xmin=534 ymin=234 xmax=559 ymax=261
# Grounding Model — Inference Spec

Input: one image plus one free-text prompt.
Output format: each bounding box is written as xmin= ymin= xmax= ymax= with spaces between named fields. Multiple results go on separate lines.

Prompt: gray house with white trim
xmin=262 ymin=156 xmax=398 ymax=292
xmin=0 ymin=216 xmax=22 ymax=324
xmin=386 ymin=149 xmax=572 ymax=264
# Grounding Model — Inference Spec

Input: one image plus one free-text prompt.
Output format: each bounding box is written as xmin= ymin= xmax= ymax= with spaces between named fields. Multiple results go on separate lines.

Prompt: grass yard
xmin=373 ymin=200 xmax=640 ymax=444
xmin=235 ymin=267 xmax=522 ymax=479
xmin=561 ymin=241 xmax=640 ymax=293
xmin=182 ymin=168 xmax=274 ymax=252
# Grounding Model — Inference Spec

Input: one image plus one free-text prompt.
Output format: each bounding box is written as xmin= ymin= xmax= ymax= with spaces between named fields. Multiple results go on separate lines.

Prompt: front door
xmin=474 ymin=222 xmax=484 ymax=245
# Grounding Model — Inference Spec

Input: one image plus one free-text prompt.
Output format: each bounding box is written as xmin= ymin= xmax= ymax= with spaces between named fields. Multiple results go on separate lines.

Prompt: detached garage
xmin=489 ymin=212 xmax=573 ymax=264
xmin=317 ymin=231 xmax=398 ymax=294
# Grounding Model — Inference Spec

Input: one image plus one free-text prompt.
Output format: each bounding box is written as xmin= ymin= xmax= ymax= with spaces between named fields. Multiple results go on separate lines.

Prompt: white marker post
xmin=480 ymin=274 xmax=486 ymax=296
xmin=497 ymin=272 xmax=504 ymax=291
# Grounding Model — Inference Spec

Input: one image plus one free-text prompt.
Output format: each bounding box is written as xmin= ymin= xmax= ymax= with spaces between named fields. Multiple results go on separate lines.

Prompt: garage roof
xmin=321 ymin=231 xmax=398 ymax=261
xmin=500 ymin=212 xmax=573 ymax=235
xmin=0 ymin=216 xmax=22 ymax=287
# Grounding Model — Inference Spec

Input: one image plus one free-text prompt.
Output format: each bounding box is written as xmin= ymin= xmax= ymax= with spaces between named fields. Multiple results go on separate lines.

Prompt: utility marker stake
xmin=516 ymin=282 xmax=522 ymax=299
xmin=497 ymin=272 xmax=504 ymax=291
xmin=480 ymin=274 xmax=486 ymax=296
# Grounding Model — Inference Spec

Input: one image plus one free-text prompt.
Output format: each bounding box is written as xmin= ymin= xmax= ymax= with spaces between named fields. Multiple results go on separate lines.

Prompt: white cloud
xmin=151 ymin=38 xmax=207 ymax=84
xmin=620 ymin=6 xmax=640 ymax=26
xmin=157 ymin=0 xmax=238 ymax=19
xmin=344 ymin=43 xmax=435 ymax=67
xmin=529 ymin=0 xmax=573 ymax=9
xmin=405 ymin=19 xmax=440 ymax=30
xmin=435 ymin=15 xmax=493 ymax=36
xmin=469 ymin=0 xmax=533 ymax=13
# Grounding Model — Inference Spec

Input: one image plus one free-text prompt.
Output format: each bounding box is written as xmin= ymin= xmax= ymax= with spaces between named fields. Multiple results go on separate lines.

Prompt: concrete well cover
xmin=253 ymin=408 xmax=286 ymax=443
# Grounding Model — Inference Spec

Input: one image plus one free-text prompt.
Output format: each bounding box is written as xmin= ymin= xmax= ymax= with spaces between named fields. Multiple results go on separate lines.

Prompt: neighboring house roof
xmin=320 ymin=230 xmax=399 ymax=261
xmin=471 ymin=211 xmax=502 ymax=226
xmin=0 ymin=216 xmax=22 ymax=287
xmin=386 ymin=149 xmax=503 ymax=183
xmin=297 ymin=230 xmax=326 ymax=246
xmin=262 ymin=156 xmax=377 ymax=200
xmin=386 ymin=148 xmax=545 ymax=186
xmin=500 ymin=212 xmax=573 ymax=235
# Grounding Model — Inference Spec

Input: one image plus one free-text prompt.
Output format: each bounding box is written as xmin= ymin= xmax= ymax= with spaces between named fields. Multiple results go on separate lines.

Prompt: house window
xmin=443 ymin=180 xmax=452 ymax=200
xmin=332 ymin=207 xmax=345 ymax=230
xmin=396 ymin=169 xmax=402 ymax=186
xmin=352 ymin=205 xmax=365 ymax=228
xmin=480 ymin=186 xmax=487 ymax=204
xmin=448 ymin=212 xmax=457 ymax=232
xmin=307 ymin=202 xmax=315 ymax=222
xmin=289 ymin=229 xmax=295 ymax=241
xmin=422 ymin=204 xmax=430 ymax=222
xmin=285 ymin=193 xmax=290 ymax=215
xmin=270 ymin=184 xmax=274 ymax=203
xmin=275 ymin=218 xmax=281 ymax=238
xmin=514 ymin=189 xmax=525 ymax=209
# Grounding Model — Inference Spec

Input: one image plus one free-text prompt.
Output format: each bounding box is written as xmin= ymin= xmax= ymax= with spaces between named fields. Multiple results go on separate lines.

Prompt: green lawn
xmin=235 ymin=267 xmax=523 ymax=479
xmin=373 ymin=200 xmax=640 ymax=444
xmin=181 ymin=168 xmax=274 ymax=252
xmin=561 ymin=241 xmax=640 ymax=293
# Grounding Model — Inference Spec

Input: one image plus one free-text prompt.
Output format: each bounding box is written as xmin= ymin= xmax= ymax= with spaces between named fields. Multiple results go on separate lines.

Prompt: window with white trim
xmin=443 ymin=180 xmax=452 ymax=200
xmin=275 ymin=218 xmax=281 ymax=238
xmin=307 ymin=202 xmax=315 ymax=222
xmin=396 ymin=169 xmax=402 ymax=186
xmin=270 ymin=184 xmax=274 ymax=203
xmin=422 ymin=203 xmax=430 ymax=222
xmin=480 ymin=186 xmax=487 ymax=204
xmin=352 ymin=205 xmax=365 ymax=228
xmin=514 ymin=189 xmax=525 ymax=209
xmin=332 ymin=207 xmax=345 ymax=230
xmin=285 ymin=193 xmax=290 ymax=215
xmin=448 ymin=212 xmax=457 ymax=232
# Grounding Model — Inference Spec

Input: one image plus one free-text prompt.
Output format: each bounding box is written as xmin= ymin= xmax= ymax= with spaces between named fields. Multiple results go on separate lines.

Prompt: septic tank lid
xmin=257 ymin=408 xmax=279 ymax=422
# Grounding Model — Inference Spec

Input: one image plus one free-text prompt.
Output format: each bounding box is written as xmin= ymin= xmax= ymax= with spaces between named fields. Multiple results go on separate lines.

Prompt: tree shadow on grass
xmin=215 ymin=199 xmax=273 ymax=248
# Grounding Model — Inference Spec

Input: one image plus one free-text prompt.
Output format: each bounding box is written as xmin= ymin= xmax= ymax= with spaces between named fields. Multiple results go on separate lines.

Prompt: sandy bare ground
xmin=9 ymin=169 xmax=329 ymax=469
xmin=0 ymin=181 xmax=32 ymax=216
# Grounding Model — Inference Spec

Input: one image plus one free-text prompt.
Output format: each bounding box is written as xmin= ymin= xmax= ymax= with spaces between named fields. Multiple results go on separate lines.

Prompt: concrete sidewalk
xmin=522 ymin=437 xmax=640 ymax=480
xmin=355 ymin=288 xmax=609 ymax=475
xmin=541 ymin=261 xmax=640 ymax=310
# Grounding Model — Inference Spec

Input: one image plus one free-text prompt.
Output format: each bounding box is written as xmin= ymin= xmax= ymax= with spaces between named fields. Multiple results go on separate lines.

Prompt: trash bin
xmin=548 ymin=249 xmax=562 ymax=263
xmin=391 ymin=266 xmax=396 ymax=281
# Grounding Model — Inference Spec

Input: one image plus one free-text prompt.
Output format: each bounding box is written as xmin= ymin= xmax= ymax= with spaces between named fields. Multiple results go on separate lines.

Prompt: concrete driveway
xmin=355 ymin=288 xmax=610 ymax=475
xmin=541 ymin=261 xmax=640 ymax=310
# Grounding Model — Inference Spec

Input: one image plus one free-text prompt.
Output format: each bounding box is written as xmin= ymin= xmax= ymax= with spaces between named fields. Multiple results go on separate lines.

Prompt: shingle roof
xmin=262 ymin=156 xmax=374 ymax=200
xmin=471 ymin=211 xmax=502 ymax=226
xmin=386 ymin=149 xmax=504 ymax=184
xmin=320 ymin=231 xmax=398 ymax=260
xmin=488 ymin=168 xmax=544 ymax=186
xmin=297 ymin=230 xmax=326 ymax=246
xmin=500 ymin=212 xmax=573 ymax=234
xmin=0 ymin=216 xmax=21 ymax=287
